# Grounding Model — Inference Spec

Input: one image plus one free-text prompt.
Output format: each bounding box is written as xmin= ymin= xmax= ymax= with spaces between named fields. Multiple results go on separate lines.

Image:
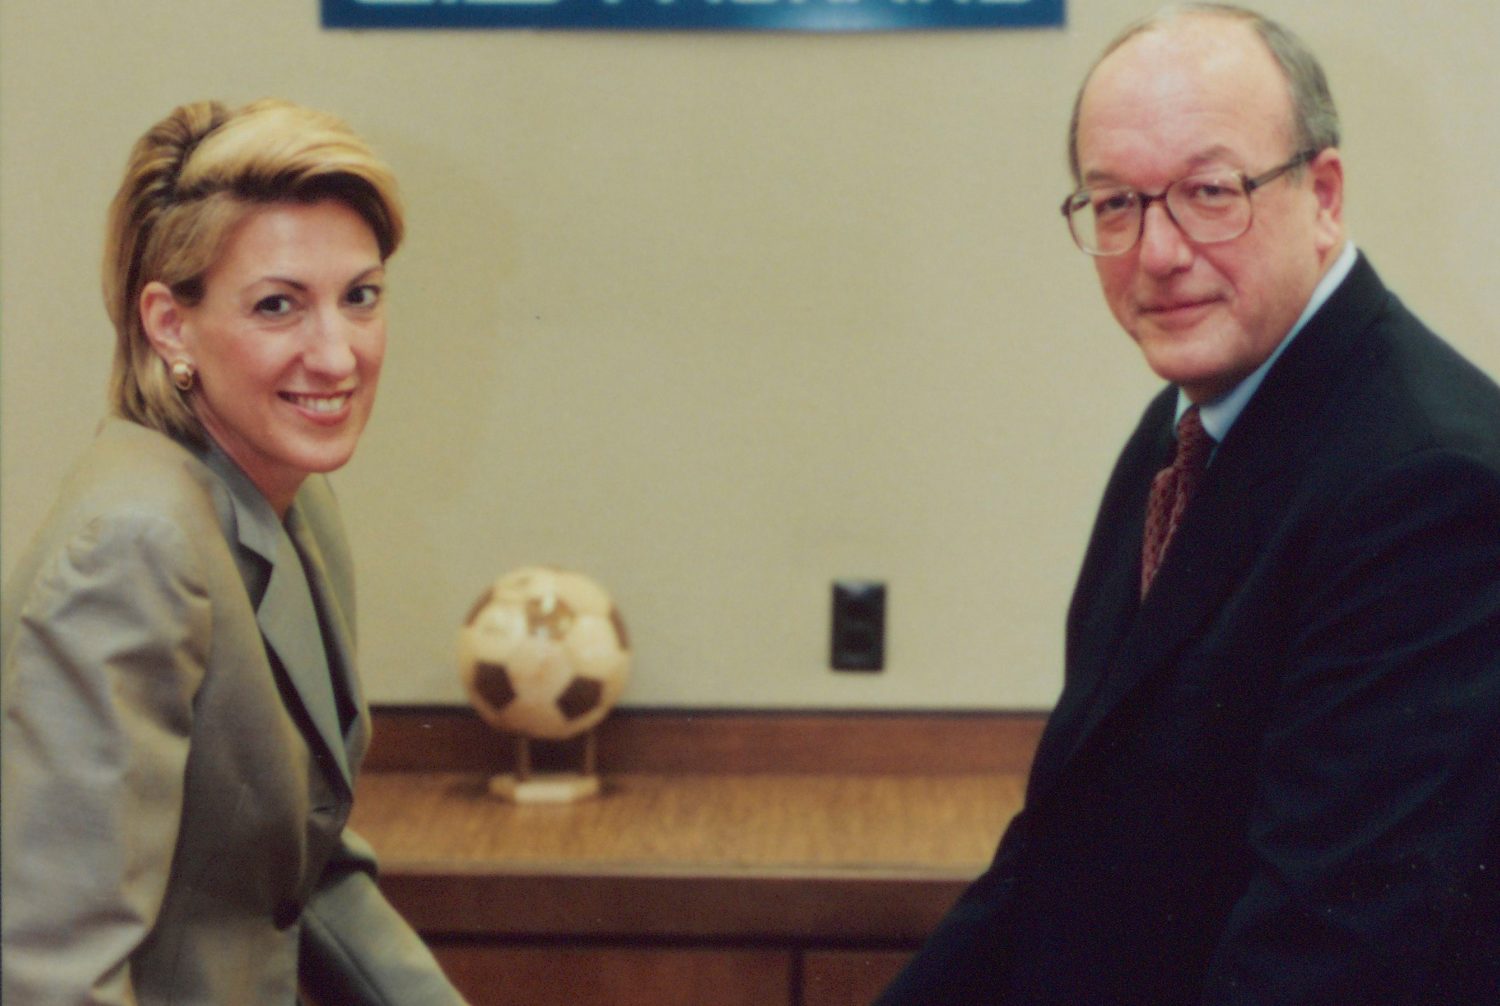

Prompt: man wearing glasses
xmin=878 ymin=5 xmax=1500 ymax=1004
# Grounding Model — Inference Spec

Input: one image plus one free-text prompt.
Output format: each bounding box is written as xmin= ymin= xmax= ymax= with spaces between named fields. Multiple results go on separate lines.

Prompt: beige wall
xmin=3 ymin=2 xmax=1496 ymax=708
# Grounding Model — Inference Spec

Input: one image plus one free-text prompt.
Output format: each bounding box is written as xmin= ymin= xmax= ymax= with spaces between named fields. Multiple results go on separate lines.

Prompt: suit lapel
xmin=1031 ymin=254 xmax=1391 ymax=800
xmin=259 ymin=515 xmax=355 ymax=791
xmin=1027 ymin=395 xmax=1172 ymax=796
xmin=197 ymin=445 xmax=358 ymax=794
xmin=1052 ymin=468 xmax=1268 ymax=775
xmin=285 ymin=505 xmax=366 ymax=769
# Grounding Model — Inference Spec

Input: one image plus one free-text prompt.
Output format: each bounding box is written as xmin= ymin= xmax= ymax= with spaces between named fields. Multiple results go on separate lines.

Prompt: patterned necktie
xmin=1140 ymin=405 xmax=1215 ymax=598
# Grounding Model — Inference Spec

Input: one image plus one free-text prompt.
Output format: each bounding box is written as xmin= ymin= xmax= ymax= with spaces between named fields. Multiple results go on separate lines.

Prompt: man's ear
xmin=140 ymin=281 xmax=191 ymax=365
xmin=1309 ymin=147 xmax=1344 ymax=256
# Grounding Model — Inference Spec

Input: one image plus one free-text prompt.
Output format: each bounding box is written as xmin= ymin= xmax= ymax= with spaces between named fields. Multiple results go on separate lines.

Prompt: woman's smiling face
xmin=156 ymin=199 xmax=387 ymax=512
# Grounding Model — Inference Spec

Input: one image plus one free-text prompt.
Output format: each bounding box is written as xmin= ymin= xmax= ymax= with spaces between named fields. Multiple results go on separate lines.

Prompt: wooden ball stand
xmin=488 ymin=730 xmax=601 ymax=803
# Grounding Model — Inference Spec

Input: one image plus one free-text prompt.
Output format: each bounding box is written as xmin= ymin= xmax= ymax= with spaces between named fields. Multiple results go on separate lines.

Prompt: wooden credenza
xmin=351 ymin=709 xmax=1041 ymax=1006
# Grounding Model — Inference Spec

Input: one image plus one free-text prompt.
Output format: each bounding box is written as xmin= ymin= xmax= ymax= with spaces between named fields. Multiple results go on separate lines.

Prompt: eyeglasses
xmin=1060 ymin=149 xmax=1319 ymax=256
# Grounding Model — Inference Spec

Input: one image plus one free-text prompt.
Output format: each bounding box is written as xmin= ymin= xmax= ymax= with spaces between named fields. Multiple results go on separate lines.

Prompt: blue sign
xmin=322 ymin=0 xmax=1064 ymax=32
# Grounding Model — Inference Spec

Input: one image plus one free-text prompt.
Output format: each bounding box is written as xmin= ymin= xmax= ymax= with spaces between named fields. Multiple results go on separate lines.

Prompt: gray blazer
xmin=1 ymin=419 xmax=466 ymax=1005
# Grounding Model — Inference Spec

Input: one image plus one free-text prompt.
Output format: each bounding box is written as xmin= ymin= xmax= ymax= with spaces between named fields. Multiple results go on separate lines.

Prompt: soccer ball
xmin=458 ymin=566 xmax=631 ymax=741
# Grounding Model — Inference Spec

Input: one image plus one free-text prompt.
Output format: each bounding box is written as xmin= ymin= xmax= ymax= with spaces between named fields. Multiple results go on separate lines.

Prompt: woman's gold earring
xmin=170 ymin=359 xmax=196 ymax=392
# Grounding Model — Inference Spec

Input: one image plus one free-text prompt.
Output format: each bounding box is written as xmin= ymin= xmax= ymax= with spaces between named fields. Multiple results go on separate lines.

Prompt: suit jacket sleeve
xmin=1 ymin=511 xmax=211 ymax=1005
xmin=1201 ymin=449 xmax=1500 ymax=1004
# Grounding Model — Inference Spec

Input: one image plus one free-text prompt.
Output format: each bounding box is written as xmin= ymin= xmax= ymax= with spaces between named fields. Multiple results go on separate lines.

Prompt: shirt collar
xmin=1178 ymin=240 xmax=1358 ymax=440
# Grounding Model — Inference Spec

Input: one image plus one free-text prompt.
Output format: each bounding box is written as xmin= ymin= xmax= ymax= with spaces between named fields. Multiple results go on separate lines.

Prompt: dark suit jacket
xmin=1 ymin=420 xmax=466 ymax=1005
xmin=877 ymin=255 xmax=1500 ymax=1005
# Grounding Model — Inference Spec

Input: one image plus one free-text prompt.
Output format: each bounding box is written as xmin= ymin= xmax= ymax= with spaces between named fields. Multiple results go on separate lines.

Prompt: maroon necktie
xmin=1141 ymin=405 xmax=1215 ymax=598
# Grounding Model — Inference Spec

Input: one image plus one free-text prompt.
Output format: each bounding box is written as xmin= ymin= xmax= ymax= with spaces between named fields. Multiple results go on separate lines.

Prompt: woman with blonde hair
xmin=1 ymin=98 xmax=468 ymax=1005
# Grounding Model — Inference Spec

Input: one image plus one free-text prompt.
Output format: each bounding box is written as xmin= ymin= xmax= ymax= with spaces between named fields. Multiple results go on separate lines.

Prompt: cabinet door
xmin=431 ymin=943 xmax=793 ymax=1006
xmin=801 ymin=950 xmax=912 ymax=1006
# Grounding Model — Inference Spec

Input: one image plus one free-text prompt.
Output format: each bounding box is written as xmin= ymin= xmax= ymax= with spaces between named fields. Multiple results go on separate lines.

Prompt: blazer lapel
xmin=1027 ymin=401 xmax=1169 ymax=797
xmin=258 ymin=519 xmax=355 ymax=792
xmin=196 ymin=444 xmax=358 ymax=794
xmin=1055 ymin=467 xmax=1268 ymax=772
xmin=284 ymin=503 xmax=366 ymax=773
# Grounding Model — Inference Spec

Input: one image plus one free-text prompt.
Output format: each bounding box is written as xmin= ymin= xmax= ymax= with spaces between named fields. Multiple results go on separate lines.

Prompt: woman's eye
xmin=347 ymin=285 xmax=382 ymax=309
xmin=254 ymin=295 xmax=294 ymax=317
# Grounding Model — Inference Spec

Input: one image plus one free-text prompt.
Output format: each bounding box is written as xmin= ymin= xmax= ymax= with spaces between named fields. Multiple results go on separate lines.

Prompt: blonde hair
xmin=103 ymin=98 xmax=404 ymax=441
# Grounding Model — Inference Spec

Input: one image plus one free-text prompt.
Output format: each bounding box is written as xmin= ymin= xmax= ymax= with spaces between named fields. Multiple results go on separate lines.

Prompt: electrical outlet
xmin=831 ymin=580 xmax=885 ymax=672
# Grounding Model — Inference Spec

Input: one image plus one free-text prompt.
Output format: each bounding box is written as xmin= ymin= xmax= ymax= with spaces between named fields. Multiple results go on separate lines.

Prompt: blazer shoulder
xmin=1229 ymin=256 xmax=1500 ymax=488
xmin=3 ymin=423 xmax=234 ymax=611
xmin=58 ymin=421 xmax=229 ymax=528
xmin=1321 ymin=291 xmax=1500 ymax=477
